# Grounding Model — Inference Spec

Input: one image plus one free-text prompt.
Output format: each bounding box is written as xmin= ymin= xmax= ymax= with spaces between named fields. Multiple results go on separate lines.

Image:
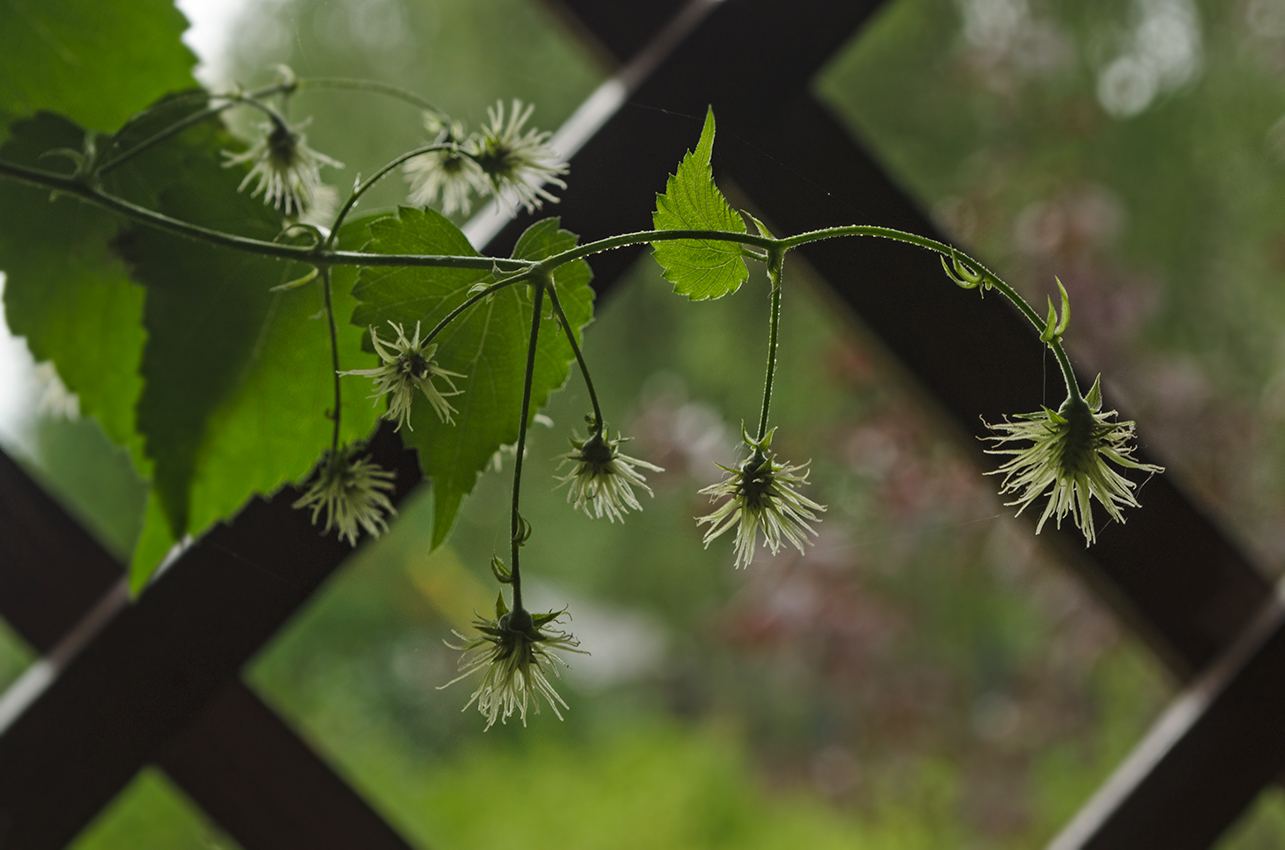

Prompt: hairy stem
xmin=320 ymin=267 xmax=342 ymax=455
xmin=420 ymin=277 xmax=532 ymax=350
xmin=545 ymin=281 xmax=602 ymax=432
xmin=509 ymin=279 xmax=547 ymax=613
xmin=0 ymin=153 xmax=1083 ymax=400
xmin=98 ymin=84 xmax=291 ymax=176
xmin=326 ymin=142 xmax=454 ymax=245
xmin=0 ymin=157 xmax=532 ymax=271
xmin=297 ymin=78 xmax=447 ymax=118
xmin=757 ymin=249 xmax=785 ymax=442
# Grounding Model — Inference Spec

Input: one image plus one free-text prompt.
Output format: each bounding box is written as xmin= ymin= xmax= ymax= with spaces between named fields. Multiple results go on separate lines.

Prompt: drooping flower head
xmin=223 ymin=118 xmax=343 ymax=217
xmin=403 ymin=115 xmax=488 ymax=215
xmin=557 ymin=422 xmax=663 ymax=522
xmin=468 ymin=99 xmax=567 ymax=213
xmin=697 ymin=427 xmax=826 ymax=568
xmin=293 ymin=445 xmax=397 ymax=546
xmin=440 ymin=590 xmax=585 ymax=730
xmin=984 ymin=376 xmax=1164 ymax=545
xmin=339 ymin=321 xmax=465 ymax=431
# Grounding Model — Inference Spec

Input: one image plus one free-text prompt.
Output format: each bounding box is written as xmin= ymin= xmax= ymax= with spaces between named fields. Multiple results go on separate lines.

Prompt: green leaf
xmin=651 ymin=107 xmax=748 ymax=300
xmin=0 ymin=113 xmax=148 ymax=468
xmin=351 ymin=210 xmax=594 ymax=549
xmin=0 ymin=0 xmax=197 ymax=145
xmin=121 ymin=124 xmax=376 ymax=587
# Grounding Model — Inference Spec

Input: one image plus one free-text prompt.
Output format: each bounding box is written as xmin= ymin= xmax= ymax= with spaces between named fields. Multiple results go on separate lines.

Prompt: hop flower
xmin=697 ymin=428 xmax=826 ymax=568
xmin=440 ymin=592 xmax=585 ymax=730
xmin=468 ymin=99 xmax=567 ymax=212
xmin=403 ymin=116 xmax=488 ymax=215
xmin=223 ymin=119 xmax=343 ymax=217
xmin=557 ymin=425 xmax=663 ymax=522
xmin=984 ymin=376 xmax=1164 ymax=545
xmin=293 ymin=446 xmax=397 ymax=546
xmin=339 ymin=321 xmax=465 ymax=431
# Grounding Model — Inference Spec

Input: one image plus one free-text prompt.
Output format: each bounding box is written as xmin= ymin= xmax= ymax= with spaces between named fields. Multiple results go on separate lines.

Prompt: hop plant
xmin=403 ymin=115 xmax=488 ymax=215
xmin=557 ymin=424 xmax=662 ymax=522
xmin=440 ymin=587 xmax=585 ymax=730
xmin=984 ymin=376 xmax=1164 ymax=545
xmin=293 ymin=446 xmax=397 ymax=546
xmin=339 ymin=321 xmax=465 ymax=431
xmin=698 ymin=427 xmax=826 ymax=568
xmin=468 ymin=99 xmax=567 ymax=212
xmin=223 ymin=118 xmax=342 ymax=217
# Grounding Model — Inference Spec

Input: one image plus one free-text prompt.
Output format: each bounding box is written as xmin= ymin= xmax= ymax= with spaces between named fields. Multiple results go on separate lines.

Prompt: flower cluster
xmin=557 ymin=425 xmax=662 ymax=522
xmin=402 ymin=100 xmax=567 ymax=216
xmin=340 ymin=321 xmax=465 ymax=431
xmin=224 ymin=119 xmax=342 ymax=218
xmin=984 ymin=376 xmax=1164 ymax=545
xmin=441 ymin=594 xmax=584 ymax=730
xmin=293 ymin=446 xmax=397 ymax=546
xmin=404 ymin=116 xmax=488 ymax=215
xmin=698 ymin=428 xmax=826 ymax=568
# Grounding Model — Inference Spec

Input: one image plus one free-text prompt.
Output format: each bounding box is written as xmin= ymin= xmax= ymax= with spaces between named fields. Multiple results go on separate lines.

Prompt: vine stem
xmin=0 ymin=155 xmax=1083 ymax=400
xmin=756 ymin=249 xmax=785 ymax=442
xmin=297 ymin=77 xmax=447 ymax=118
xmin=0 ymin=156 xmax=534 ymax=271
xmin=509 ymin=278 xmax=547 ymax=614
xmin=97 ymin=84 xmax=294 ymax=176
xmin=545 ymin=281 xmax=603 ymax=431
xmin=320 ymin=267 xmax=342 ymax=456
xmin=420 ymin=277 xmax=531 ymax=349
xmin=325 ymin=142 xmax=454 ymax=246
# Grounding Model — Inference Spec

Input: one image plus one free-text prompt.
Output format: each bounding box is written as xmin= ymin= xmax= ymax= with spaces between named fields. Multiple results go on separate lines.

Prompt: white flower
xmin=339 ymin=321 xmax=465 ymax=431
xmin=697 ymin=428 xmax=826 ymax=568
xmin=404 ymin=117 xmax=488 ymax=215
xmin=557 ymin=427 xmax=663 ymax=522
xmin=984 ymin=376 xmax=1164 ymax=546
xmin=293 ymin=447 xmax=397 ymax=546
xmin=32 ymin=361 xmax=79 ymax=420
xmin=468 ymin=99 xmax=567 ymax=213
xmin=223 ymin=118 xmax=343 ymax=217
xmin=440 ymin=595 xmax=585 ymax=730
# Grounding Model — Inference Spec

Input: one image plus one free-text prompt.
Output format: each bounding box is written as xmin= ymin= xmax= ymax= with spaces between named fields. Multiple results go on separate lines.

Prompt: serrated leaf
xmin=0 ymin=0 xmax=196 ymax=145
xmin=0 ymin=113 xmax=148 ymax=469
xmin=351 ymin=211 xmax=594 ymax=549
xmin=119 ymin=123 xmax=375 ymax=586
xmin=651 ymin=107 xmax=748 ymax=300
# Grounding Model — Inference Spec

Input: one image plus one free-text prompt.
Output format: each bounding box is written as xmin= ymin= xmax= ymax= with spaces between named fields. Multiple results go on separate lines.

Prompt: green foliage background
xmin=4 ymin=0 xmax=1285 ymax=848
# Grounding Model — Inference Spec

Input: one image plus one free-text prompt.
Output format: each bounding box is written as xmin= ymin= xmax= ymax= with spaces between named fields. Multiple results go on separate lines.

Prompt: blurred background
xmin=5 ymin=0 xmax=1285 ymax=846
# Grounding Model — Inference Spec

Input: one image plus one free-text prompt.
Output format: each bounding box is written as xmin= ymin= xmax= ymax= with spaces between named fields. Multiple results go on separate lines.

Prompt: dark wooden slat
xmin=0 ymin=449 xmax=122 ymax=653
xmin=0 ymin=424 xmax=419 ymax=850
xmin=157 ymin=684 xmax=414 ymax=850
xmin=532 ymin=0 xmax=688 ymax=67
xmin=1047 ymin=586 xmax=1285 ymax=849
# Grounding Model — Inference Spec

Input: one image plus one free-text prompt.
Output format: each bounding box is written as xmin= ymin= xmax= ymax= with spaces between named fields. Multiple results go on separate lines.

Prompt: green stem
xmin=0 ymin=151 xmax=1085 ymax=402
xmin=420 ymin=277 xmax=532 ymax=350
xmin=326 ymin=142 xmax=454 ymax=245
xmin=545 ymin=281 xmax=602 ymax=431
xmin=0 ymin=157 xmax=533 ymax=272
xmin=320 ymin=267 xmax=342 ymax=455
xmin=756 ymin=249 xmax=785 ymax=442
xmin=776 ymin=224 xmax=1084 ymax=402
xmin=509 ymin=279 xmax=547 ymax=613
xmin=536 ymin=228 xmax=775 ymax=272
xmin=297 ymin=77 xmax=447 ymax=118
xmin=97 ymin=84 xmax=291 ymax=176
